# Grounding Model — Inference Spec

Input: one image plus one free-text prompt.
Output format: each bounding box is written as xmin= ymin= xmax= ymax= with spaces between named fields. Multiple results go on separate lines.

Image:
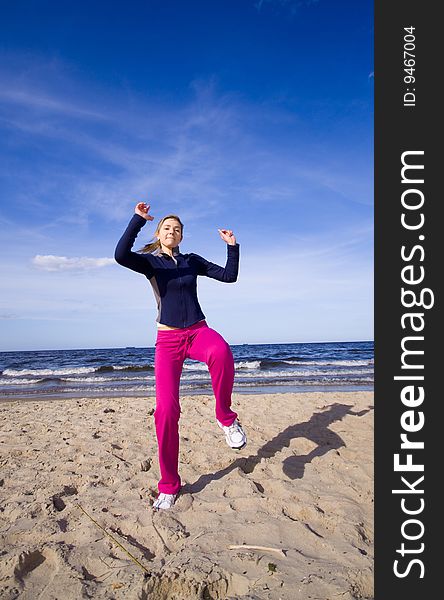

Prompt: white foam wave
xmin=182 ymin=362 xmax=209 ymax=371
xmin=180 ymin=368 xmax=373 ymax=380
xmin=64 ymin=376 xmax=111 ymax=383
xmin=235 ymin=360 xmax=261 ymax=369
xmin=181 ymin=373 xmax=210 ymax=381
xmin=0 ymin=378 xmax=41 ymax=386
xmin=284 ymin=359 xmax=373 ymax=366
xmin=182 ymin=360 xmax=260 ymax=371
xmin=64 ymin=375 xmax=155 ymax=383
xmin=112 ymin=365 xmax=154 ymax=370
xmin=3 ymin=367 xmax=96 ymax=377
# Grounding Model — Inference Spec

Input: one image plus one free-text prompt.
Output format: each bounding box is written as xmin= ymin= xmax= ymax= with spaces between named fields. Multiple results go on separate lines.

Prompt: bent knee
xmin=207 ymin=341 xmax=233 ymax=363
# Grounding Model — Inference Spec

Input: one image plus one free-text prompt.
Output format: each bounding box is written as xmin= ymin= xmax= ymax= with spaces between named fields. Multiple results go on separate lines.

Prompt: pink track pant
xmin=154 ymin=320 xmax=238 ymax=494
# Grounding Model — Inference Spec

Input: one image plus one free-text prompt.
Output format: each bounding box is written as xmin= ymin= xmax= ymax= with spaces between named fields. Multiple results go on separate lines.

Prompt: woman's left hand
xmin=218 ymin=228 xmax=237 ymax=245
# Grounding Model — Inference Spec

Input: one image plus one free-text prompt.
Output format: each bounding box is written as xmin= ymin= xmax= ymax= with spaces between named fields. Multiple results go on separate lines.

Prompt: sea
xmin=0 ymin=341 xmax=373 ymax=402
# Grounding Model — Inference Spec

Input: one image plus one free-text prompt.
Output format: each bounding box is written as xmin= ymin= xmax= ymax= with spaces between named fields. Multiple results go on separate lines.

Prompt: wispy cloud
xmin=0 ymin=52 xmax=372 ymax=348
xmin=0 ymin=88 xmax=109 ymax=120
xmin=0 ymin=69 xmax=252 ymax=225
xmin=1 ymin=57 xmax=372 ymax=243
xmin=32 ymin=255 xmax=115 ymax=271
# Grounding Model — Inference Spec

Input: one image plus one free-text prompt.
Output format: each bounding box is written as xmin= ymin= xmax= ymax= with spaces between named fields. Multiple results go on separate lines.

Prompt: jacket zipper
xmin=175 ymin=257 xmax=185 ymax=327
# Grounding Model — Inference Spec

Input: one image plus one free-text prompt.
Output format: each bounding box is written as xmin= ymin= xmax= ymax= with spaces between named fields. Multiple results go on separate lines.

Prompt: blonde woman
xmin=114 ymin=202 xmax=246 ymax=510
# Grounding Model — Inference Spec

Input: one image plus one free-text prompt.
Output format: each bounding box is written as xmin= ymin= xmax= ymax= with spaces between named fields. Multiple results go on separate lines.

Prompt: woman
xmin=114 ymin=202 xmax=246 ymax=510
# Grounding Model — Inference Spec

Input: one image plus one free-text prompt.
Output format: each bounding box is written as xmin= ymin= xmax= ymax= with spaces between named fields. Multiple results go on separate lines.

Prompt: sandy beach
xmin=0 ymin=391 xmax=374 ymax=600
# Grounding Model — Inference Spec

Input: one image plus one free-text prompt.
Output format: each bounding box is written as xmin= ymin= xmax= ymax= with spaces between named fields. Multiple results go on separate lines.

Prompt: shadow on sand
xmin=182 ymin=402 xmax=373 ymax=495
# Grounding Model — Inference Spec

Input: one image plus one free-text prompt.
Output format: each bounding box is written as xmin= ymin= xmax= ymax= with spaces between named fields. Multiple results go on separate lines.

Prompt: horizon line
xmin=0 ymin=339 xmax=375 ymax=353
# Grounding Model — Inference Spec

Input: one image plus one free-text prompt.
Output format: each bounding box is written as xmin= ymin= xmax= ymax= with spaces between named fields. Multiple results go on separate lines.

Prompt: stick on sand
xmin=76 ymin=503 xmax=151 ymax=575
xmin=228 ymin=544 xmax=286 ymax=557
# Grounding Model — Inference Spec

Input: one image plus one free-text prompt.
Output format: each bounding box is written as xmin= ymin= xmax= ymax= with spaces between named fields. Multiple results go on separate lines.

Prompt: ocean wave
xmin=258 ymin=355 xmax=304 ymax=363
xmin=3 ymin=366 xmax=97 ymax=377
xmin=65 ymin=375 xmax=156 ymax=384
xmin=64 ymin=376 xmax=116 ymax=383
xmin=180 ymin=372 xmax=210 ymax=380
xmin=36 ymin=377 xmax=64 ymax=385
xmin=180 ymin=368 xmax=373 ymax=380
xmin=182 ymin=362 xmax=210 ymax=371
xmin=2 ymin=364 xmax=155 ymax=377
xmin=231 ymin=369 xmax=373 ymax=380
xmin=0 ymin=378 xmax=374 ymax=397
xmin=236 ymin=360 xmax=261 ymax=369
xmin=259 ymin=358 xmax=373 ymax=368
xmin=228 ymin=377 xmax=374 ymax=388
xmin=2 ymin=359 xmax=372 ymax=379
xmin=0 ymin=368 xmax=373 ymax=388
xmin=96 ymin=364 xmax=154 ymax=373
xmin=283 ymin=359 xmax=374 ymax=366
xmin=0 ymin=375 xmax=156 ymax=387
xmin=114 ymin=364 xmax=154 ymax=371
xmin=182 ymin=360 xmax=261 ymax=371
xmin=0 ymin=378 xmax=41 ymax=386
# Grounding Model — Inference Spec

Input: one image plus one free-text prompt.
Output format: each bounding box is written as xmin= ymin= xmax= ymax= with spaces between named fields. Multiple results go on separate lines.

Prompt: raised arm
xmin=190 ymin=228 xmax=240 ymax=282
xmin=114 ymin=203 xmax=154 ymax=275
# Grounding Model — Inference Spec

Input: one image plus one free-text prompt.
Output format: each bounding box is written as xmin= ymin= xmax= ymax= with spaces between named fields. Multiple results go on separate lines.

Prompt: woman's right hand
xmin=135 ymin=202 xmax=154 ymax=221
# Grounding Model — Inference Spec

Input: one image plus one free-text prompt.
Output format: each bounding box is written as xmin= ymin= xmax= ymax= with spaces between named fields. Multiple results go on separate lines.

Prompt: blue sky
xmin=0 ymin=0 xmax=373 ymax=351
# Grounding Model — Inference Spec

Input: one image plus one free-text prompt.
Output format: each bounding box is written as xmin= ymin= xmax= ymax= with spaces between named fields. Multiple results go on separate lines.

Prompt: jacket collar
xmin=159 ymin=246 xmax=181 ymax=259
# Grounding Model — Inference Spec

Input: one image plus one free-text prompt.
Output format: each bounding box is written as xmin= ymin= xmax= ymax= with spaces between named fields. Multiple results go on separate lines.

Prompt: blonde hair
xmin=138 ymin=214 xmax=184 ymax=254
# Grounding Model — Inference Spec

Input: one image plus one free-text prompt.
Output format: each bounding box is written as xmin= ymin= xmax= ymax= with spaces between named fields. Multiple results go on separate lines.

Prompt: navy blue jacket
xmin=114 ymin=214 xmax=240 ymax=328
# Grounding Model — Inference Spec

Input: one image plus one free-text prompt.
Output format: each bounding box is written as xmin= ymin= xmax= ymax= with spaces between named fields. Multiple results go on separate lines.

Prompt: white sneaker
xmin=153 ymin=493 xmax=177 ymax=510
xmin=217 ymin=419 xmax=247 ymax=450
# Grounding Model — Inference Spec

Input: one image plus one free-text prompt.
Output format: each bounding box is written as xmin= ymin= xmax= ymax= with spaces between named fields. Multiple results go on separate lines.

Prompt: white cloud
xmin=0 ymin=63 xmax=372 ymax=233
xmin=32 ymin=255 xmax=115 ymax=272
xmin=0 ymin=57 xmax=373 ymax=348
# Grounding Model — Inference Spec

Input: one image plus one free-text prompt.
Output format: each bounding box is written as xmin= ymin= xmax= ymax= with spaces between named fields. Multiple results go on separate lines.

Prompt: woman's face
xmin=157 ymin=218 xmax=183 ymax=249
